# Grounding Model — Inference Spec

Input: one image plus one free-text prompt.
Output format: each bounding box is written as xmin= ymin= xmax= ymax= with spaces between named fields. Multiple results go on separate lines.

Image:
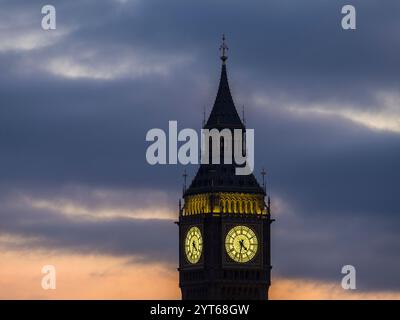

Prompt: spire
xmin=183 ymin=38 xmax=264 ymax=197
xmin=205 ymin=35 xmax=244 ymax=130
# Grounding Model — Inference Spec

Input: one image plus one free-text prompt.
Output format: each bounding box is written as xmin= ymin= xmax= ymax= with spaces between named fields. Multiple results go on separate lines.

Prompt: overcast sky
xmin=0 ymin=0 xmax=400 ymax=298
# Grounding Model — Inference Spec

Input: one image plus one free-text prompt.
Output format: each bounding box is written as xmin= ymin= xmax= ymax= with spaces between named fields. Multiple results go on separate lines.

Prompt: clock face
xmin=225 ymin=225 xmax=258 ymax=263
xmin=185 ymin=226 xmax=203 ymax=264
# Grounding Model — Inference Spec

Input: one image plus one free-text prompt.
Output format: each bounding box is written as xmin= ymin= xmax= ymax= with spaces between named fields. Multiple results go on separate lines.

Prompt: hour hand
xmin=239 ymin=239 xmax=247 ymax=251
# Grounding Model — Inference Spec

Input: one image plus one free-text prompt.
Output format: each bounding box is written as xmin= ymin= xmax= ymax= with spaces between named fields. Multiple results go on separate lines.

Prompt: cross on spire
xmin=219 ymin=34 xmax=228 ymax=63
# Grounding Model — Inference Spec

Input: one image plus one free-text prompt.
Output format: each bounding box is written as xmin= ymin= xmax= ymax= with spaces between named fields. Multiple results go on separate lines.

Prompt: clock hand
xmin=239 ymin=240 xmax=243 ymax=261
xmin=239 ymin=238 xmax=248 ymax=251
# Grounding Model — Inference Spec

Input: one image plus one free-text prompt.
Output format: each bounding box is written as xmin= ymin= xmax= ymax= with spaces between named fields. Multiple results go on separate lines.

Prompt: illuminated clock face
xmin=225 ymin=225 xmax=258 ymax=263
xmin=185 ymin=226 xmax=203 ymax=264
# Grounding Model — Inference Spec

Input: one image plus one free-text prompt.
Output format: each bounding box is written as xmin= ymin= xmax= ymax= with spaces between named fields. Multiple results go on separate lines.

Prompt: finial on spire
xmin=219 ymin=34 xmax=228 ymax=64
xmin=261 ymin=167 xmax=267 ymax=193
xmin=182 ymin=169 xmax=188 ymax=195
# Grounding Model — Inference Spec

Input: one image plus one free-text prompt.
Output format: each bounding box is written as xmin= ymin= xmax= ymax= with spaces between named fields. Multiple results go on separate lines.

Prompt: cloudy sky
xmin=1 ymin=0 xmax=400 ymax=299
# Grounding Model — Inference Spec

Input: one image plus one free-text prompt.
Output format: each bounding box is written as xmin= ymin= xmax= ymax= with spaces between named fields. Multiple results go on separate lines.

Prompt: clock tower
xmin=178 ymin=36 xmax=273 ymax=300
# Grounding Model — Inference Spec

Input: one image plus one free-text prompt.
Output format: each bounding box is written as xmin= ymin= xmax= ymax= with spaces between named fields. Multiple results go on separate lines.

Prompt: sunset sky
xmin=1 ymin=0 xmax=400 ymax=299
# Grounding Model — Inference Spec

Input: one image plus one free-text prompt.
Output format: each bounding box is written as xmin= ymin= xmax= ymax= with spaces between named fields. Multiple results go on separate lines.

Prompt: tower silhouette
xmin=178 ymin=36 xmax=272 ymax=300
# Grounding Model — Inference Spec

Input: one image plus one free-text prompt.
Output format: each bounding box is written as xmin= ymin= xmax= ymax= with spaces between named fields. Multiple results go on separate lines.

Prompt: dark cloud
xmin=0 ymin=197 xmax=177 ymax=264
xmin=0 ymin=0 xmax=400 ymax=292
xmin=253 ymin=105 xmax=400 ymax=215
xmin=273 ymin=212 xmax=400 ymax=291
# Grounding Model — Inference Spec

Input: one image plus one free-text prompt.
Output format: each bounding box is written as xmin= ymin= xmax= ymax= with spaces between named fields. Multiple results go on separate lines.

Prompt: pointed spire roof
xmin=183 ymin=36 xmax=264 ymax=197
xmin=204 ymin=36 xmax=244 ymax=130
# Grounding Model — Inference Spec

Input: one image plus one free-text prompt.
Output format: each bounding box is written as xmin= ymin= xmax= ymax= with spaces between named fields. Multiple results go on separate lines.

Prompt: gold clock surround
xmin=184 ymin=226 xmax=203 ymax=264
xmin=225 ymin=225 xmax=258 ymax=263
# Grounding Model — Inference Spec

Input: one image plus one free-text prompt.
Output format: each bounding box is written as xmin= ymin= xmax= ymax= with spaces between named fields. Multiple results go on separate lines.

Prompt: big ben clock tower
xmin=178 ymin=36 xmax=272 ymax=300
